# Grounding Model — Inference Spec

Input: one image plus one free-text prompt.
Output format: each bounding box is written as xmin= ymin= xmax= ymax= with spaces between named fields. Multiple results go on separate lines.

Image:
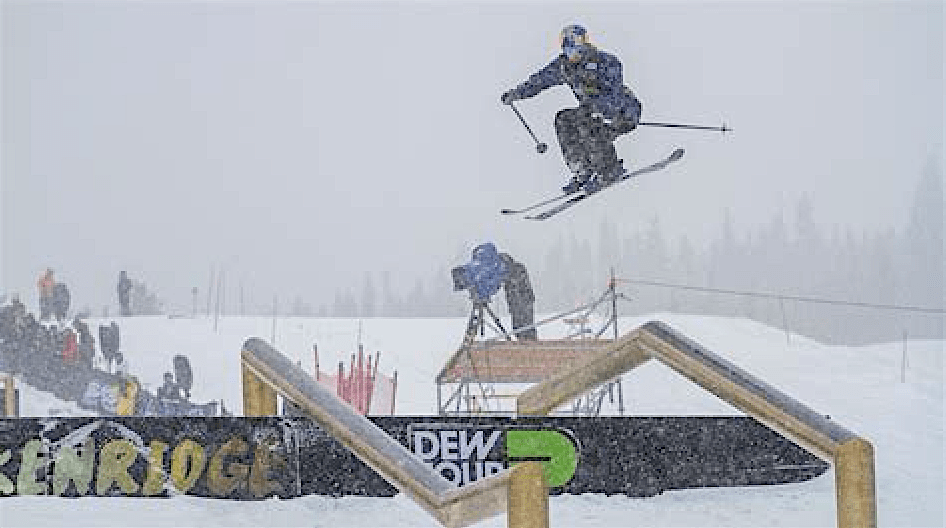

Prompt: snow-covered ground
xmin=2 ymin=313 xmax=943 ymax=527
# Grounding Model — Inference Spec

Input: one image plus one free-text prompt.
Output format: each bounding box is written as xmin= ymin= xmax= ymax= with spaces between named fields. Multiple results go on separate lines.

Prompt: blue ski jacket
xmin=508 ymin=44 xmax=641 ymax=125
xmin=460 ymin=243 xmax=508 ymax=303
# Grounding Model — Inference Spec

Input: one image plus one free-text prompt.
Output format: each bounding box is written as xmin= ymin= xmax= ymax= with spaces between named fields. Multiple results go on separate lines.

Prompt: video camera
xmin=451 ymin=243 xmax=508 ymax=305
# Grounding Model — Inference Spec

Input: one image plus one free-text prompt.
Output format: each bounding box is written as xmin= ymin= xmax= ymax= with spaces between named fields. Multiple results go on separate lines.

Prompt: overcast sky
xmin=1 ymin=0 xmax=942 ymax=315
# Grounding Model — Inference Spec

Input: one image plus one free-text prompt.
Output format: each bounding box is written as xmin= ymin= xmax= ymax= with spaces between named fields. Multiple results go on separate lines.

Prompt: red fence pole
xmin=335 ymin=361 xmax=345 ymax=400
xmin=357 ymin=347 xmax=365 ymax=413
xmin=366 ymin=355 xmax=373 ymax=415
xmin=348 ymin=354 xmax=355 ymax=407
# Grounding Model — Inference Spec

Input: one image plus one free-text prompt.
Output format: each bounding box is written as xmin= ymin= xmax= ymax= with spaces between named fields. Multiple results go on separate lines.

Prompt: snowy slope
xmin=1 ymin=313 xmax=942 ymax=527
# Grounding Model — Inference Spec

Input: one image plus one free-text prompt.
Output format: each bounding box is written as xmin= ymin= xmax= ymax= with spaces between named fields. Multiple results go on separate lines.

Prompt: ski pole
xmin=639 ymin=121 xmax=732 ymax=133
xmin=509 ymin=102 xmax=548 ymax=153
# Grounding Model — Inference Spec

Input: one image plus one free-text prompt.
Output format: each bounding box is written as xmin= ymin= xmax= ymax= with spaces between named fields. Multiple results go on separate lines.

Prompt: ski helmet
xmin=559 ymin=24 xmax=588 ymax=61
xmin=472 ymin=242 xmax=498 ymax=264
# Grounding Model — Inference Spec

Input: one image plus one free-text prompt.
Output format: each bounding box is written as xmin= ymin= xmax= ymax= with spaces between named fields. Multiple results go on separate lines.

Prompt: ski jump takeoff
xmin=501 ymin=24 xmax=728 ymax=220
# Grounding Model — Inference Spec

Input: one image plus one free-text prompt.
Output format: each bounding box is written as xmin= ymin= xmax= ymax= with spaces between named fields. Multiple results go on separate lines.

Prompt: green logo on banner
xmin=505 ymin=429 xmax=578 ymax=487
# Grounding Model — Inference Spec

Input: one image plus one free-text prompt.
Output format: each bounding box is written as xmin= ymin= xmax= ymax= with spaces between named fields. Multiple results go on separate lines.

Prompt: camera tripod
xmin=462 ymin=301 xmax=513 ymax=347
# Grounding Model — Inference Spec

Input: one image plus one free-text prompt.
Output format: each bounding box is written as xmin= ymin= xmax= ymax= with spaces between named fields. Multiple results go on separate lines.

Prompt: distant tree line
xmin=317 ymin=268 xmax=468 ymax=319
xmin=128 ymin=279 xmax=163 ymax=316
xmin=312 ymin=163 xmax=942 ymax=345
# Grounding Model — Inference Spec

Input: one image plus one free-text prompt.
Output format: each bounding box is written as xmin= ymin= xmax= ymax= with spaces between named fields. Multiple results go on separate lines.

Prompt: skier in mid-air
xmin=502 ymin=24 xmax=642 ymax=193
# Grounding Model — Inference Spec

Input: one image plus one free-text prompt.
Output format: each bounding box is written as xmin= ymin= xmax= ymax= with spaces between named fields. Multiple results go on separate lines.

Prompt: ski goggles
xmin=559 ymin=25 xmax=588 ymax=58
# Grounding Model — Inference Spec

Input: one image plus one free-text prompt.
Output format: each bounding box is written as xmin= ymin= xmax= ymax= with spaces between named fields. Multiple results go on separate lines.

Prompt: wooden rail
xmin=517 ymin=320 xmax=876 ymax=528
xmin=1 ymin=375 xmax=16 ymax=418
xmin=241 ymin=338 xmax=547 ymax=528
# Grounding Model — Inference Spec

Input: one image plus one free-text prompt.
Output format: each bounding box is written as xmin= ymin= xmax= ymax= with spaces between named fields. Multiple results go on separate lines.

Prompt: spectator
xmin=0 ymin=297 xmax=19 ymax=344
xmin=73 ymin=318 xmax=95 ymax=371
xmin=53 ymin=327 xmax=79 ymax=398
xmin=118 ymin=271 xmax=132 ymax=317
xmin=36 ymin=269 xmax=55 ymax=321
xmin=61 ymin=328 xmax=78 ymax=362
xmin=173 ymin=354 xmax=193 ymax=399
xmin=0 ymin=298 xmax=24 ymax=372
xmin=16 ymin=313 xmax=37 ymax=377
xmin=51 ymin=283 xmax=70 ymax=323
xmin=0 ymin=296 xmax=24 ymax=346
xmin=156 ymin=372 xmax=182 ymax=401
xmin=113 ymin=352 xmax=129 ymax=378
xmin=99 ymin=322 xmax=120 ymax=373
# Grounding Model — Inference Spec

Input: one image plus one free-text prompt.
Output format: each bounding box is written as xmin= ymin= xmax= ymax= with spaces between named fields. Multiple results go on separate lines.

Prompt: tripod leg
xmin=463 ymin=306 xmax=491 ymax=349
xmin=483 ymin=304 xmax=513 ymax=341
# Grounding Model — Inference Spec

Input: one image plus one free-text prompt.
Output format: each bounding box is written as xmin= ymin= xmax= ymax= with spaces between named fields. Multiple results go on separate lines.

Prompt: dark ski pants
xmin=554 ymin=107 xmax=622 ymax=178
xmin=510 ymin=303 xmax=537 ymax=341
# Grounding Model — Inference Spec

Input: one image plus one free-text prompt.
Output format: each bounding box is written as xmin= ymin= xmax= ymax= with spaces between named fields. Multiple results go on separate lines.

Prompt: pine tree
xmin=904 ymin=160 xmax=944 ymax=309
xmin=360 ymin=272 xmax=377 ymax=318
xmin=130 ymin=280 xmax=163 ymax=316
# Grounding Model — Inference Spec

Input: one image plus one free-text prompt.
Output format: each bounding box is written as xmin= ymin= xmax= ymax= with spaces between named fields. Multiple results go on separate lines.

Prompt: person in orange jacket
xmin=36 ymin=268 xmax=55 ymax=321
xmin=62 ymin=328 xmax=79 ymax=362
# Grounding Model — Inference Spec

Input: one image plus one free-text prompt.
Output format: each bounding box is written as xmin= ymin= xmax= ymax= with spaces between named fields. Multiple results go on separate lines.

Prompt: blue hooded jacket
xmin=510 ymin=44 xmax=641 ymax=124
xmin=461 ymin=243 xmax=508 ymax=303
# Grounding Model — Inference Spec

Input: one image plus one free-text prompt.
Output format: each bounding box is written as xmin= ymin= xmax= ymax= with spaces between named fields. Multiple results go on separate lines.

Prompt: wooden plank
xmin=437 ymin=339 xmax=616 ymax=383
xmin=517 ymin=330 xmax=650 ymax=416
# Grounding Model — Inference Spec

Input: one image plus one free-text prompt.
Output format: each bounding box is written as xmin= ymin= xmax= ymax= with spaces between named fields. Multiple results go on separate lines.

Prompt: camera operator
xmin=452 ymin=243 xmax=537 ymax=341
xmin=499 ymin=253 xmax=537 ymax=340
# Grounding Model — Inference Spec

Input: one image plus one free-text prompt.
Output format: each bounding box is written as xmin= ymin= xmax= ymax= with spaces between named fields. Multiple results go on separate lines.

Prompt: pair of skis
xmin=501 ymin=148 xmax=685 ymax=220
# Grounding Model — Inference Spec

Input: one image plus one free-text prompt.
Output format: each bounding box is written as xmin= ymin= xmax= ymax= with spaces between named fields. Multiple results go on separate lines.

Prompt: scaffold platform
xmin=436 ymin=338 xmax=616 ymax=384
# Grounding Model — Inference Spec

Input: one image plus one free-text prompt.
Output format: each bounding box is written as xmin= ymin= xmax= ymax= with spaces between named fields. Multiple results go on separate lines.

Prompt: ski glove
xmin=501 ymin=90 xmax=519 ymax=105
xmin=609 ymin=117 xmax=638 ymax=136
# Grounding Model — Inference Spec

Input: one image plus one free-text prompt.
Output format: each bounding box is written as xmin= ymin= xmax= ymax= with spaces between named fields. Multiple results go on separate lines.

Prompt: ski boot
xmin=600 ymin=159 xmax=626 ymax=184
xmin=562 ymin=177 xmax=586 ymax=194
xmin=582 ymin=160 xmax=625 ymax=193
xmin=563 ymin=161 xmax=593 ymax=194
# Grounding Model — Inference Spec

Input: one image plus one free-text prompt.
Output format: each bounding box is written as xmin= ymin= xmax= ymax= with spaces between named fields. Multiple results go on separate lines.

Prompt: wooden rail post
xmin=242 ymin=363 xmax=277 ymax=416
xmin=2 ymin=375 xmax=16 ymax=417
xmin=508 ymin=462 xmax=548 ymax=528
xmin=835 ymin=438 xmax=877 ymax=528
